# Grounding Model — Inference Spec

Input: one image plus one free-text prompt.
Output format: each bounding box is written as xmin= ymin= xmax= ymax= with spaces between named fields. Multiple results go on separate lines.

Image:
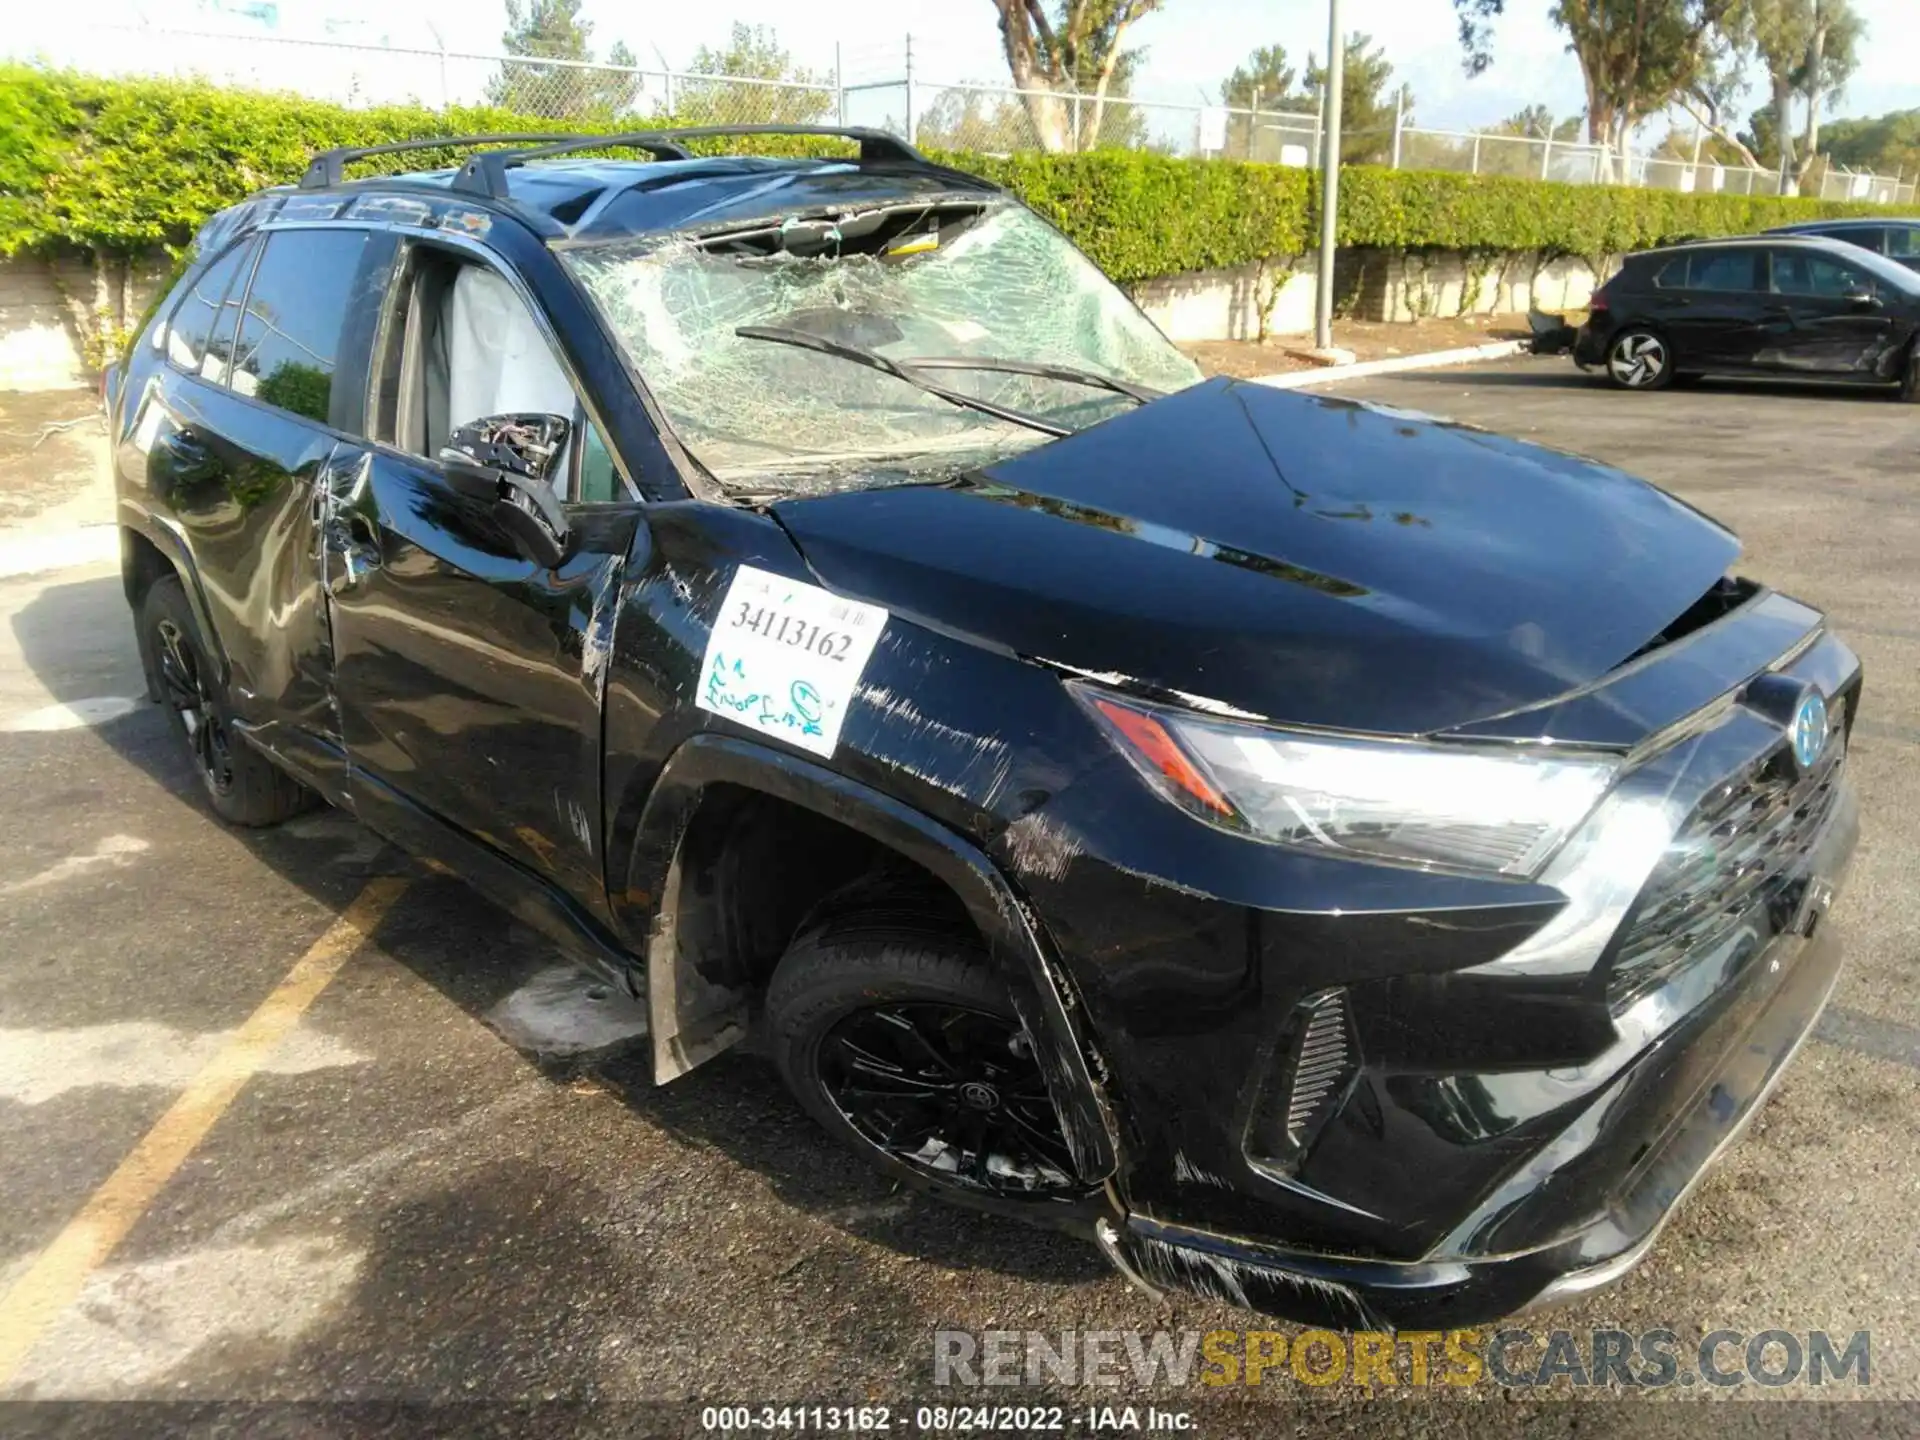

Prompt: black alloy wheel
xmin=818 ymin=1001 xmax=1078 ymax=1198
xmin=765 ymin=902 xmax=1090 ymax=1218
xmin=154 ymin=614 xmax=235 ymax=795
xmin=140 ymin=576 xmax=311 ymax=827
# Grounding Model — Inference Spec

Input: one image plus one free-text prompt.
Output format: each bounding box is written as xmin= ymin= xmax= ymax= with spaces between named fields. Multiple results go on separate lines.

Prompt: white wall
xmin=1130 ymin=259 xmax=1322 ymax=343
xmin=0 ymin=253 xmax=173 ymax=392
xmin=1130 ymin=249 xmax=1604 ymax=342
xmin=0 ymin=257 xmax=88 ymax=392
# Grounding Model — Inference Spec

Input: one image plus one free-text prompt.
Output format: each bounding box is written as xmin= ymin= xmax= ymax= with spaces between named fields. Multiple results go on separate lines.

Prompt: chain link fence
xmin=14 ymin=24 xmax=1915 ymax=205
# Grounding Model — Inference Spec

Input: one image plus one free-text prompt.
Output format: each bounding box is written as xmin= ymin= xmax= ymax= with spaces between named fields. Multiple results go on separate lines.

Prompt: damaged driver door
xmin=322 ymin=241 xmax=642 ymax=921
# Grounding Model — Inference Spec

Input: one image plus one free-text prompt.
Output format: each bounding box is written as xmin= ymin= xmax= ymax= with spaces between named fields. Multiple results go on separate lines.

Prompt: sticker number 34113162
xmin=695 ymin=564 xmax=890 ymax=759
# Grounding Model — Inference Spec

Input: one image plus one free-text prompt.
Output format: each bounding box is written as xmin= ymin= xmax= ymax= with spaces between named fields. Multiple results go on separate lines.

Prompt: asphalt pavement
xmin=1 ymin=356 xmax=1917 ymax=1434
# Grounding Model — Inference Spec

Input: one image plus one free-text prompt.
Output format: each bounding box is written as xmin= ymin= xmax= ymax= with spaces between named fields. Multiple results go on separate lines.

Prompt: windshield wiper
xmin=735 ymin=325 xmax=1071 ymax=438
xmin=897 ymin=354 xmax=1163 ymax=405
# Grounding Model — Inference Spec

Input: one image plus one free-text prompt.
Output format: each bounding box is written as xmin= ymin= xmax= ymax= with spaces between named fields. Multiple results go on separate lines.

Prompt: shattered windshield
xmin=563 ymin=203 xmax=1202 ymax=496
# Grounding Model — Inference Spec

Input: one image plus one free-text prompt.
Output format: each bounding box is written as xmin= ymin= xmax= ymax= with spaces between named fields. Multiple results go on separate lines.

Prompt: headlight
xmin=1075 ymin=686 xmax=1619 ymax=878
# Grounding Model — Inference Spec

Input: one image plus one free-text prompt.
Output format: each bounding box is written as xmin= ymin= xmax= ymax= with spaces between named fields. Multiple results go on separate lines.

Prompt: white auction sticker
xmin=695 ymin=565 xmax=889 ymax=758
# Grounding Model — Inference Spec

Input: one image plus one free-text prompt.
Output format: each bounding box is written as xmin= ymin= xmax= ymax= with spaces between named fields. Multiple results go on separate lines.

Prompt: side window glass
xmin=578 ymin=419 xmax=620 ymax=503
xmin=1651 ymin=258 xmax=1688 ymax=290
xmin=1687 ymin=250 xmax=1757 ymax=292
xmin=163 ymin=241 xmax=256 ymax=378
xmin=229 ymin=229 xmax=374 ymax=423
xmin=1880 ymin=228 xmax=1917 ymax=259
xmin=1770 ymin=252 xmax=1866 ymax=298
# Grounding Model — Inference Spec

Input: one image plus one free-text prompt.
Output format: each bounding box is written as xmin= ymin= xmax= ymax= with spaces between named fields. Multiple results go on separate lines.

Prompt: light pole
xmin=1313 ymin=0 xmax=1345 ymax=352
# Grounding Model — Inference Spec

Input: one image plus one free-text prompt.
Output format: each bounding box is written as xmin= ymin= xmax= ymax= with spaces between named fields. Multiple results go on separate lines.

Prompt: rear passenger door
xmin=1760 ymin=247 xmax=1897 ymax=376
xmin=1663 ymin=248 xmax=1769 ymax=371
xmin=127 ymin=224 xmax=397 ymax=800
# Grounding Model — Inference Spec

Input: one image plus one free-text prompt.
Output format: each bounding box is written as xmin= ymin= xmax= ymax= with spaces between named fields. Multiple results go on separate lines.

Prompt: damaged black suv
xmin=106 ymin=128 xmax=1861 ymax=1329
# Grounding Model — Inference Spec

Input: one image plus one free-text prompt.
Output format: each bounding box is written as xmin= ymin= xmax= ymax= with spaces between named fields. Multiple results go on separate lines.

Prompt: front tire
xmin=1605 ymin=327 xmax=1674 ymax=390
xmin=141 ymin=576 xmax=310 ymax=827
xmin=765 ymin=903 xmax=1086 ymax=1220
xmin=1899 ymin=341 xmax=1920 ymax=403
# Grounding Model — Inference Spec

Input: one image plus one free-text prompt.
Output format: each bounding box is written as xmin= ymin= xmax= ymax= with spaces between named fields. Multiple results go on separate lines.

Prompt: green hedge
xmin=0 ymin=64 xmax=1888 ymax=282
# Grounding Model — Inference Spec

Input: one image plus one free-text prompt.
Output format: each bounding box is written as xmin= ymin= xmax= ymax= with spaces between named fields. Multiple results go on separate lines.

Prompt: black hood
xmin=771 ymin=378 xmax=1740 ymax=737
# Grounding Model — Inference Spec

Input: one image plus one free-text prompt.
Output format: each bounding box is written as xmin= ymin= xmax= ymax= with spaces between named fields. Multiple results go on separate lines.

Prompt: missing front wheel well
xmin=667 ymin=782 xmax=978 ymax=998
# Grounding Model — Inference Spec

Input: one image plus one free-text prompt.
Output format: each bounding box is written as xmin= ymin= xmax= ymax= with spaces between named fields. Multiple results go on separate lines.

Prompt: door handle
xmin=155 ymin=427 xmax=209 ymax=465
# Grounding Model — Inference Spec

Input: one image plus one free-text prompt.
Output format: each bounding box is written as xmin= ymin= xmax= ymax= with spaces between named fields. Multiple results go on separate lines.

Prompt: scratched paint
xmin=1002 ymin=812 xmax=1083 ymax=883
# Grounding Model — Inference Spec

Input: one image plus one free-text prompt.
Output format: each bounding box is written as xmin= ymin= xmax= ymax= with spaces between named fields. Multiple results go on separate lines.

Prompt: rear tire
xmin=1604 ymin=327 xmax=1674 ymax=391
xmin=765 ymin=896 xmax=1087 ymax=1221
xmin=1899 ymin=342 xmax=1920 ymax=403
xmin=141 ymin=576 xmax=311 ymax=827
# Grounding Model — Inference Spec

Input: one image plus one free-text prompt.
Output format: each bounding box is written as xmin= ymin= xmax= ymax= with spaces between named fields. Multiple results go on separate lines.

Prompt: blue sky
xmin=25 ymin=0 xmax=1920 ymax=134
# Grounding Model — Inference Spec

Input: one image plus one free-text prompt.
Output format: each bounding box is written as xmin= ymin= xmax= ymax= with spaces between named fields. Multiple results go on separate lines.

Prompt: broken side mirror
xmin=439 ymin=413 xmax=574 ymax=568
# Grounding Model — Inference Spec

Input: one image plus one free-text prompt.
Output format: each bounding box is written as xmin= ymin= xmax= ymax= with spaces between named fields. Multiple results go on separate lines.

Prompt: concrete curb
xmin=0 ymin=524 xmax=119 ymax=581
xmin=1248 ymin=339 xmax=1530 ymax=390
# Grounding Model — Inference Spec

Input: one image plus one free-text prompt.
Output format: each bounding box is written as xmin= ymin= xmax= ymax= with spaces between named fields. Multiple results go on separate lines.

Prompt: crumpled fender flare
xmin=119 ymin=503 xmax=230 ymax=691
xmin=625 ymin=730 xmax=1120 ymax=1184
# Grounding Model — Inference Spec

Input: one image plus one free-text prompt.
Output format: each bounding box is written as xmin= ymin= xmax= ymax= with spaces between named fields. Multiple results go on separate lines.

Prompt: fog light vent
xmin=1244 ymin=988 xmax=1359 ymax=1174
xmin=1286 ymin=990 xmax=1353 ymax=1148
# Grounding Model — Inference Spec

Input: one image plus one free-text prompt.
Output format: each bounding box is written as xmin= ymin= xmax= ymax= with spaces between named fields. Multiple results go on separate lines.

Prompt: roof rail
xmin=299 ymin=134 xmax=585 ymax=190
xmin=449 ymin=125 xmax=928 ymax=199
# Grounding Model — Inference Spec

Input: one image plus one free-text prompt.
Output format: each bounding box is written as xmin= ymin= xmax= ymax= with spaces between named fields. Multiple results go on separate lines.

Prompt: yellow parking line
xmin=0 ymin=875 xmax=408 ymax=1390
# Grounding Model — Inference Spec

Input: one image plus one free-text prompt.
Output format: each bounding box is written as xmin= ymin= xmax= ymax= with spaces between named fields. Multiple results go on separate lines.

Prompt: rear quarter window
xmin=163 ymin=240 xmax=257 ymax=377
xmin=227 ymin=229 xmax=378 ymax=425
xmin=1650 ymin=258 xmax=1688 ymax=289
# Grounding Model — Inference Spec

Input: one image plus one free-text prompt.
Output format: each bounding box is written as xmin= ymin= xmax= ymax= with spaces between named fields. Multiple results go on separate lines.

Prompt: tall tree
xmin=678 ymin=24 xmax=832 ymax=125
xmin=1746 ymin=0 xmax=1863 ymax=186
xmin=1819 ymin=107 xmax=1920 ymax=181
xmin=487 ymin=0 xmax=638 ymax=120
xmin=917 ymin=87 xmax=1039 ymax=151
xmin=988 ymin=1 xmax=1164 ymax=152
xmin=1492 ymin=103 xmax=1585 ymax=141
xmin=1304 ymin=33 xmax=1411 ymax=165
xmin=1449 ymin=0 xmax=1743 ymax=176
xmin=1217 ymin=45 xmax=1304 ymax=156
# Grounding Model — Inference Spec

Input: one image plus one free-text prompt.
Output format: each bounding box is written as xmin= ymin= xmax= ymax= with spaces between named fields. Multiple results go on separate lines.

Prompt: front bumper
xmin=1010 ymin=616 xmax=1861 ymax=1328
xmin=1096 ymin=896 xmax=1850 ymax=1330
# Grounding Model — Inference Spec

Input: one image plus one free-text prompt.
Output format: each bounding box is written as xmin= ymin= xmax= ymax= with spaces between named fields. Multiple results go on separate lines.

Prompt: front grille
xmin=1608 ymin=723 xmax=1847 ymax=1008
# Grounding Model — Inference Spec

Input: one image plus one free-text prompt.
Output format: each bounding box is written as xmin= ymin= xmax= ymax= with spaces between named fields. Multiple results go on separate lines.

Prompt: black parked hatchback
xmin=1575 ymin=234 xmax=1920 ymax=395
xmin=106 ymin=129 xmax=1862 ymax=1329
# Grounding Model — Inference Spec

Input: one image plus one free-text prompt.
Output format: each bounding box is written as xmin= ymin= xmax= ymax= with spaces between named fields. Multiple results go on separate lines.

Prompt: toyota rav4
xmin=105 ymin=127 xmax=1861 ymax=1329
